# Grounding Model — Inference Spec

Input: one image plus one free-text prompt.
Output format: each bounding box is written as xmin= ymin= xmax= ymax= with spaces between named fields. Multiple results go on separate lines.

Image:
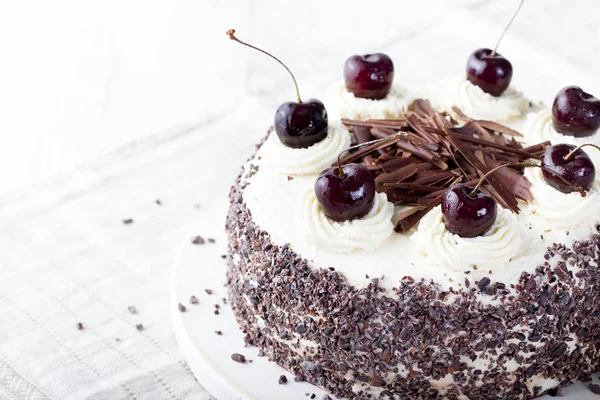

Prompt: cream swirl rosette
xmin=410 ymin=205 xmax=521 ymax=272
xmin=522 ymin=108 xmax=600 ymax=170
xmin=299 ymin=189 xmax=394 ymax=253
xmin=323 ymin=81 xmax=414 ymax=120
xmin=262 ymin=121 xmax=351 ymax=175
xmin=525 ymin=166 xmax=600 ymax=232
xmin=425 ymin=74 xmax=529 ymax=122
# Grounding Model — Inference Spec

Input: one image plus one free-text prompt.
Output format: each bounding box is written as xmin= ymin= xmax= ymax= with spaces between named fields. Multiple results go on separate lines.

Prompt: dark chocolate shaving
xmin=341 ymin=100 xmax=550 ymax=231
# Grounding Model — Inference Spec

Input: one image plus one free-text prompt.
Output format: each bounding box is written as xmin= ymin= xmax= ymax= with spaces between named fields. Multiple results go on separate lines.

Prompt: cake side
xmin=226 ymin=155 xmax=600 ymax=399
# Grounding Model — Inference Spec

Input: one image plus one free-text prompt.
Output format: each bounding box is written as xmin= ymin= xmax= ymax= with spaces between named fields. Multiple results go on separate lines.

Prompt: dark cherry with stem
xmin=442 ymin=183 xmax=497 ymax=238
xmin=542 ymin=143 xmax=596 ymax=193
xmin=315 ymin=164 xmax=376 ymax=222
xmin=344 ymin=53 xmax=394 ymax=100
xmin=227 ymin=29 xmax=327 ymax=148
xmin=314 ymin=134 xmax=401 ymax=221
xmin=466 ymin=0 xmax=524 ymax=97
xmin=552 ymin=86 xmax=600 ymax=137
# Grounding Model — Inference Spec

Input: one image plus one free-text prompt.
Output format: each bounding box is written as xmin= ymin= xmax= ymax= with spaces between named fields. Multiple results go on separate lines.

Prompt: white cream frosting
xmin=410 ymin=206 xmax=523 ymax=272
xmin=323 ymin=80 xmax=414 ymax=120
xmin=525 ymin=166 xmax=600 ymax=233
xmin=299 ymin=190 xmax=394 ymax=253
xmin=521 ymin=107 xmax=600 ymax=168
xmin=262 ymin=121 xmax=351 ymax=176
xmin=424 ymin=73 xmax=530 ymax=122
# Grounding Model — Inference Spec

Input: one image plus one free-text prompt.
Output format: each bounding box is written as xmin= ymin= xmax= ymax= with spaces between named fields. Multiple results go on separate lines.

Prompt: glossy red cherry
xmin=227 ymin=29 xmax=328 ymax=149
xmin=344 ymin=53 xmax=394 ymax=100
xmin=274 ymin=99 xmax=328 ymax=148
xmin=541 ymin=144 xmax=595 ymax=193
xmin=442 ymin=183 xmax=497 ymax=238
xmin=466 ymin=49 xmax=513 ymax=97
xmin=552 ymin=86 xmax=600 ymax=137
xmin=315 ymin=164 xmax=376 ymax=222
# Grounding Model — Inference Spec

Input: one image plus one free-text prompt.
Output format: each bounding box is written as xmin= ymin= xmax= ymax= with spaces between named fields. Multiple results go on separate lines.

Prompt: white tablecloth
xmin=1 ymin=1 xmax=599 ymax=399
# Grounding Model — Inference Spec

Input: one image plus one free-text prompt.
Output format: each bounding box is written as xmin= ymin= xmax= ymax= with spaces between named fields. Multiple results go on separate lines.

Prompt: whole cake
xmin=225 ymin=26 xmax=600 ymax=399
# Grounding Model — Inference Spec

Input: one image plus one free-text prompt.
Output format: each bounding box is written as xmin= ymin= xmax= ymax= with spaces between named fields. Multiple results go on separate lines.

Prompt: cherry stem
xmin=470 ymin=162 xmax=586 ymax=197
xmin=226 ymin=29 xmax=302 ymax=103
xmin=564 ymin=143 xmax=600 ymax=161
xmin=336 ymin=132 xmax=405 ymax=178
xmin=491 ymin=0 xmax=525 ymax=56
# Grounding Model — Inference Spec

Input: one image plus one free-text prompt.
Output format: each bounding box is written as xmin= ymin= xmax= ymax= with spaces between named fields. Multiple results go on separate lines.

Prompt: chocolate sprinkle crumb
xmin=589 ymin=383 xmax=600 ymax=395
xmin=279 ymin=375 xmax=288 ymax=384
xmin=177 ymin=303 xmax=187 ymax=313
xmin=191 ymin=236 xmax=205 ymax=245
xmin=155 ymin=199 xmax=162 ymax=205
xmin=136 ymin=324 xmax=143 ymax=331
xmin=215 ymin=330 xmax=222 ymax=335
xmin=76 ymin=322 xmax=83 ymax=330
xmin=231 ymin=353 xmax=246 ymax=363
xmin=189 ymin=295 xmax=198 ymax=305
xmin=208 ymin=238 xmax=216 ymax=243
xmin=205 ymin=289 xmax=213 ymax=295
xmin=122 ymin=219 xmax=133 ymax=225
xmin=127 ymin=306 xmax=137 ymax=314
xmin=214 ymin=310 xmax=220 ymax=315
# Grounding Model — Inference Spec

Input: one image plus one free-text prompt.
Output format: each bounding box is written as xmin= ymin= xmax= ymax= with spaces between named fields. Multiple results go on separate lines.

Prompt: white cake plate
xmin=171 ymin=201 xmax=597 ymax=400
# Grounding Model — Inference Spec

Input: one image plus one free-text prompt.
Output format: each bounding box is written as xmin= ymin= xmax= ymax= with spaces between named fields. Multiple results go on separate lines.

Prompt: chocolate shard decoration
xmin=342 ymin=100 xmax=550 ymax=231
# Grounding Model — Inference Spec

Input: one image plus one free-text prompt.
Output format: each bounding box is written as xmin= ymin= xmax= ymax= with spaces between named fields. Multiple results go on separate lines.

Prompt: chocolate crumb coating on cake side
xmin=226 ymin=147 xmax=600 ymax=399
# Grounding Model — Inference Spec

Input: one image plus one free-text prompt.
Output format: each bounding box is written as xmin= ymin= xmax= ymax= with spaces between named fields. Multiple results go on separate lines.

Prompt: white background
xmin=1 ymin=0 xmax=599 ymax=195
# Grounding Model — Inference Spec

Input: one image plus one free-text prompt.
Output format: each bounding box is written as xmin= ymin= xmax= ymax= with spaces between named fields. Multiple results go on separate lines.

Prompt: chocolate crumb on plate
xmin=205 ymin=289 xmax=213 ymax=295
xmin=221 ymin=254 xmax=227 ymax=259
xmin=76 ymin=322 xmax=83 ymax=330
xmin=214 ymin=310 xmax=220 ymax=315
xmin=189 ymin=295 xmax=199 ymax=305
xmin=122 ymin=218 xmax=133 ymax=225
xmin=279 ymin=375 xmax=288 ymax=384
xmin=208 ymin=238 xmax=216 ymax=243
xmin=311 ymin=394 xmax=316 ymax=399
xmin=231 ymin=353 xmax=246 ymax=363
xmin=191 ymin=236 xmax=205 ymax=245
xmin=589 ymin=383 xmax=600 ymax=395
xmin=214 ymin=304 xmax=220 ymax=309
xmin=136 ymin=324 xmax=144 ymax=331
xmin=155 ymin=199 xmax=162 ymax=205
xmin=177 ymin=303 xmax=187 ymax=313
xmin=127 ymin=306 xmax=137 ymax=314
xmin=215 ymin=330 xmax=223 ymax=335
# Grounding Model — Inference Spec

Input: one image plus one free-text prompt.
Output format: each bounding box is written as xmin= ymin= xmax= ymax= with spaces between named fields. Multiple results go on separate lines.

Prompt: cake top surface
xmin=226 ymin=28 xmax=600 ymax=296
xmin=240 ymin=74 xmax=600 ymax=295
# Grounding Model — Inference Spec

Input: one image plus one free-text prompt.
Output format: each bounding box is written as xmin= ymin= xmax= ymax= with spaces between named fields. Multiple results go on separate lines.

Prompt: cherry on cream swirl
xmin=525 ymin=166 xmax=600 ymax=232
xmin=410 ymin=205 xmax=522 ymax=272
xmin=521 ymin=108 xmax=600 ymax=170
xmin=424 ymin=73 xmax=530 ymax=122
xmin=323 ymin=80 xmax=414 ymax=120
xmin=299 ymin=189 xmax=394 ymax=253
xmin=262 ymin=121 xmax=352 ymax=175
